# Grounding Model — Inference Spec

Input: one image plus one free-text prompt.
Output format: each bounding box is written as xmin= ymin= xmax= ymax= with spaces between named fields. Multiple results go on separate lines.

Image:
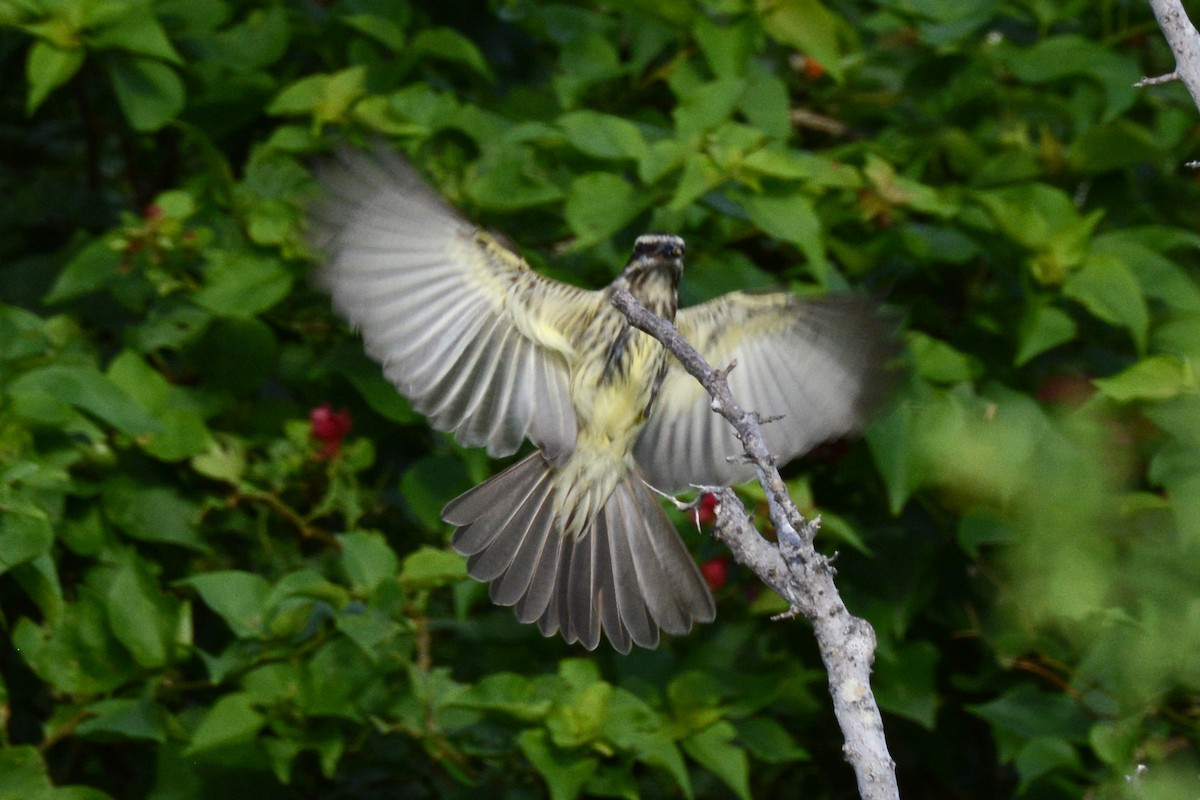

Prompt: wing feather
xmin=634 ymin=292 xmax=895 ymax=491
xmin=310 ymin=146 xmax=594 ymax=459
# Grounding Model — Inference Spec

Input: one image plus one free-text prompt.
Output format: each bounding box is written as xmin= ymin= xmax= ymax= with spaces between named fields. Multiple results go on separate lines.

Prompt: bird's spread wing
xmin=309 ymin=147 xmax=595 ymax=462
xmin=633 ymin=292 xmax=894 ymax=492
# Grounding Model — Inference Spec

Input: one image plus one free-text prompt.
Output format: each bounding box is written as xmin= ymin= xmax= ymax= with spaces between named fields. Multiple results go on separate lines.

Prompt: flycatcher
xmin=309 ymin=147 xmax=892 ymax=653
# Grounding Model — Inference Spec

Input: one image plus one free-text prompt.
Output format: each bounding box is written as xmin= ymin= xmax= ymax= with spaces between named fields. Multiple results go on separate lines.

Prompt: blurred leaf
xmin=1093 ymin=356 xmax=1193 ymax=402
xmin=399 ymin=546 xmax=467 ymax=590
xmin=682 ymin=722 xmax=750 ymax=800
xmin=103 ymin=479 xmax=203 ymax=549
xmin=756 ymin=0 xmax=842 ymax=80
xmin=186 ymin=693 xmax=264 ymax=755
xmin=400 ymin=456 xmax=468 ymax=530
xmin=873 ymin=642 xmax=939 ymax=729
xmin=1063 ymin=252 xmax=1149 ymax=352
xmin=104 ymin=555 xmax=179 ymax=668
xmin=76 ymin=696 xmax=167 ymax=743
xmin=193 ymin=252 xmax=293 ymax=317
xmin=1016 ymin=302 xmax=1077 ymax=366
xmin=0 ymin=745 xmax=113 ymax=799
xmin=106 ymin=55 xmax=185 ymax=132
xmin=10 ymin=365 xmax=161 ymax=435
xmin=739 ymin=192 xmax=826 ymax=280
xmin=518 ymin=729 xmax=598 ymax=800
xmin=907 ymin=331 xmax=982 ymax=383
xmin=733 ymin=717 xmax=809 ymax=764
xmin=269 ymin=66 xmax=366 ymax=125
xmin=180 ymin=571 xmax=271 ymax=638
xmin=410 ymin=28 xmax=494 ymax=79
xmin=26 ymin=40 xmax=84 ymax=114
xmin=338 ymin=531 xmax=399 ymax=594
xmin=565 ymin=172 xmax=650 ymax=246
xmin=558 ymin=110 xmax=648 ymax=161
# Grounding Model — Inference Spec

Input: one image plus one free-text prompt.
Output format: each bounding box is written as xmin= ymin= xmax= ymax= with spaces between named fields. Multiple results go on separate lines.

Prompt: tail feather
xmin=443 ymin=451 xmax=715 ymax=653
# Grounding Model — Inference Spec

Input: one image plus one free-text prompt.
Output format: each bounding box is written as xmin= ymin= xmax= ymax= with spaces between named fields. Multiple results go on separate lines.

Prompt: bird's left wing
xmin=633 ymin=292 xmax=894 ymax=492
xmin=309 ymin=147 xmax=595 ymax=462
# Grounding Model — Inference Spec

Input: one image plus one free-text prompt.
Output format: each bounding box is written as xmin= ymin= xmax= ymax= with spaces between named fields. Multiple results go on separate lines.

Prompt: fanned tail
xmin=443 ymin=453 xmax=715 ymax=653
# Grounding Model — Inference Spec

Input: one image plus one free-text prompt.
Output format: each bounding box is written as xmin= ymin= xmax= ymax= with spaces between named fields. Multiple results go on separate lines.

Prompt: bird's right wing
xmin=309 ymin=147 xmax=596 ymax=462
xmin=634 ymin=292 xmax=895 ymax=492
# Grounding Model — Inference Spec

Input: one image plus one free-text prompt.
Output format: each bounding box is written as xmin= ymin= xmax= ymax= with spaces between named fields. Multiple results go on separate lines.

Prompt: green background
xmin=2 ymin=0 xmax=1199 ymax=797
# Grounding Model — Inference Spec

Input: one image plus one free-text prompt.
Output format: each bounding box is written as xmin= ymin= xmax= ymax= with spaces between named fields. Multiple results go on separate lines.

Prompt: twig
xmin=611 ymin=289 xmax=899 ymax=800
xmin=1144 ymin=1 xmax=1200 ymax=110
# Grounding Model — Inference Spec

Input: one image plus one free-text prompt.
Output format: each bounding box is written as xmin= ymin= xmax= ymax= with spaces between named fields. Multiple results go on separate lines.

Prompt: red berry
xmin=700 ymin=557 xmax=728 ymax=591
xmin=695 ymin=493 xmax=719 ymax=526
xmin=310 ymin=404 xmax=352 ymax=458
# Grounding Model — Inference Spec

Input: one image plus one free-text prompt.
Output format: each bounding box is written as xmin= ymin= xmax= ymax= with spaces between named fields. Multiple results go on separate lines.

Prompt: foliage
xmin=2 ymin=0 xmax=1199 ymax=798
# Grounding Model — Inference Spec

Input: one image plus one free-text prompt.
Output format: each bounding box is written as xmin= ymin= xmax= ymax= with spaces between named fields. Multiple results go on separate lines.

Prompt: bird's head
xmin=620 ymin=233 xmax=685 ymax=287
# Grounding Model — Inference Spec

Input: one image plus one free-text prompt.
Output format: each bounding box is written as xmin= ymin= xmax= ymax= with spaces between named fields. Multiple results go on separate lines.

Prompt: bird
xmin=307 ymin=145 xmax=894 ymax=654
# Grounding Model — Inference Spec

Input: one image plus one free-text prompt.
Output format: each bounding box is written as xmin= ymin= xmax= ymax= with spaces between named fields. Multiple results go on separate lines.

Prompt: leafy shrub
xmin=2 ymin=1 xmax=1199 ymax=798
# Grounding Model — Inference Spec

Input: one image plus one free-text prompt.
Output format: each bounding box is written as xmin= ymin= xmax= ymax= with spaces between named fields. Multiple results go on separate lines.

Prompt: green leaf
xmin=12 ymin=597 xmax=139 ymax=695
xmin=102 ymin=479 xmax=204 ymax=549
xmin=104 ymin=556 xmax=179 ymax=668
xmin=564 ymin=173 xmax=649 ymax=246
xmin=44 ymin=238 xmax=123 ymax=303
xmin=756 ymin=0 xmax=842 ymax=80
xmin=996 ymin=34 xmax=1140 ymax=121
xmin=399 ymin=546 xmax=467 ymax=590
xmin=107 ymin=55 xmax=185 ymax=132
xmin=907 ymin=331 xmax=981 ymax=383
xmin=268 ymin=66 xmax=366 ymax=124
xmin=186 ymin=692 xmax=264 ymax=754
xmin=558 ymin=110 xmax=648 ymax=161
xmin=400 ymin=456 xmax=468 ymax=530
xmin=0 ymin=506 xmax=53 ymax=575
xmin=739 ymin=192 xmax=826 ymax=281
xmin=518 ymin=729 xmax=598 ymax=800
xmin=9 ymin=364 xmax=161 ymax=435
xmin=674 ymin=77 xmax=744 ymax=137
xmin=452 ymin=672 xmax=554 ymax=720
xmin=76 ymin=696 xmax=167 ymax=743
xmin=682 ymin=722 xmax=750 ymax=800
xmin=338 ymin=531 xmax=399 ymax=594
xmin=107 ymin=350 xmax=212 ymax=461
xmin=88 ymin=6 xmax=182 ymax=63
xmin=1093 ymin=356 xmax=1193 ymax=402
xmin=0 ymin=746 xmax=111 ymax=799
xmin=1063 ymin=252 xmax=1149 ymax=352
xmin=180 ymin=571 xmax=271 ymax=639
xmin=732 ymin=717 xmax=809 ymax=764
xmin=1016 ymin=302 xmax=1076 ymax=366
xmin=873 ymin=642 xmax=939 ymax=729
xmin=410 ymin=28 xmax=494 ymax=80
xmin=193 ymin=252 xmax=293 ymax=317
xmin=1014 ymin=737 xmax=1082 ymax=791
xmin=468 ymin=150 xmax=564 ymax=210
xmin=26 ymin=40 xmax=84 ymax=114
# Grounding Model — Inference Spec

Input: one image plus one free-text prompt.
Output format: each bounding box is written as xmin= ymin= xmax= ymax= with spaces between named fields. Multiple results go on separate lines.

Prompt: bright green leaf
xmin=1093 ymin=356 xmax=1193 ymax=402
xmin=399 ymin=546 xmax=467 ymax=590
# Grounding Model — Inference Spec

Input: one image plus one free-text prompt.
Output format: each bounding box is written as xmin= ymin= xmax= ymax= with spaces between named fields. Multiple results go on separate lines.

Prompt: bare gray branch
xmin=611 ymin=288 xmax=899 ymax=800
